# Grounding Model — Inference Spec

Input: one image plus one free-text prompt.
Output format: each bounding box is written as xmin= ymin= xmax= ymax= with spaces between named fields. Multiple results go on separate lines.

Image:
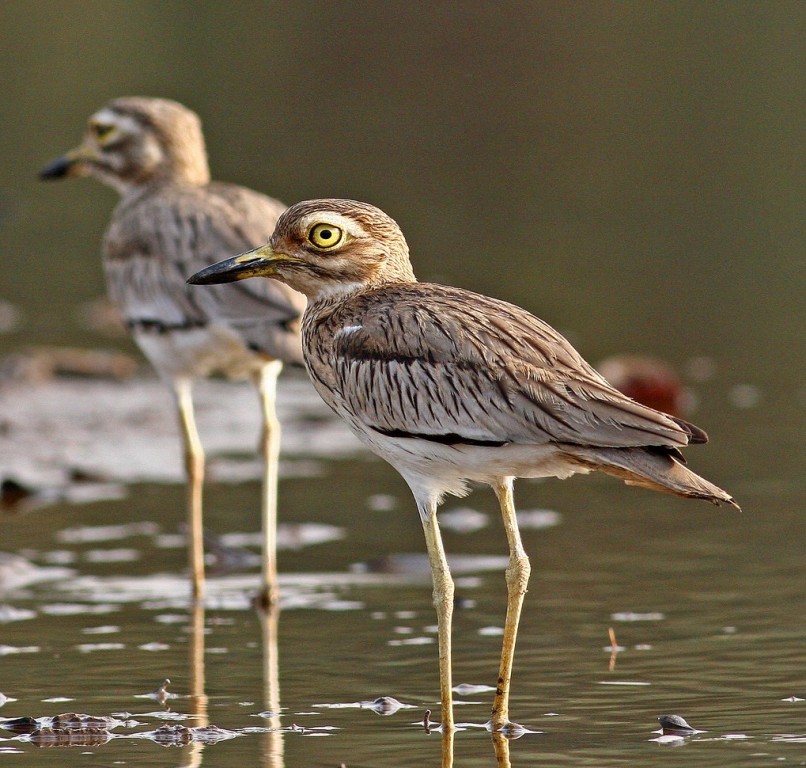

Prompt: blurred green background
xmin=0 ymin=7 xmax=803 ymax=764
xmin=1 ymin=0 xmax=803 ymax=382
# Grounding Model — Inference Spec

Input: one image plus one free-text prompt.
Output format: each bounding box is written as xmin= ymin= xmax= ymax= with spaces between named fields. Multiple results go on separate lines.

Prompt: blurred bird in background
xmin=41 ymin=97 xmax=306 ymax=603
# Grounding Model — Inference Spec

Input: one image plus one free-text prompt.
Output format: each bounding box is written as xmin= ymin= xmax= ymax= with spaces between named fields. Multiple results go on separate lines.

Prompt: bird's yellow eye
xmin=92 ymin=122 xmax=115 ymax=142
xmin=308 ymin=223 xmax=344 ymax=250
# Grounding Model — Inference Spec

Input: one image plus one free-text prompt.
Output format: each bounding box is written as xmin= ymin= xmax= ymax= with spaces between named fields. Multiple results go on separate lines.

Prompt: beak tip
xmin=39 ymin=157 xmax=72 ymax=181
xmin=186 ymin=263 xmax=235 ymax=286
xmin=186 ymin=270 xmax=211 ymax=286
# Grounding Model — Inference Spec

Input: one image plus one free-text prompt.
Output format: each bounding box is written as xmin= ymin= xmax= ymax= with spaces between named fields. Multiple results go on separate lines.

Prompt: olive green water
xmin=0 ymin=2 xmax=804 ymax=766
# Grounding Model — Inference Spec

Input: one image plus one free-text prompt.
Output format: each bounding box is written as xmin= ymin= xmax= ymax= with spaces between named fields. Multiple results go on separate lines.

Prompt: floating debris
xmin=51 ymin=712 xmax=123 ymax=731
xmin=57 ymin=521 xmax=159 ymax=544
xmin=453 ymin=683 xmax=496 ymax=696
xmin=0 ymin=479 xmax=35 ymax=510
xmin=516 ymin=509 xmax=562 ymax=530
xmin=611 ymin=611 xmax=665 ymax=622
xmin=76 ymin=642 xmax=126 ymax=653
xmin=488 ymin=720 xmax=533 ymax=739
xmin=312 ymin=697 xmax=415 ymax=716
xmin=364 ymin=697 xmax=411 ymax=716
xmin=84 ymin=548 xmax=140 ymax=564
xmin=354 ymin=552 xmax=510 ymax=578
xmin=657 ymin=714 xmax=700 ymax=735
xmin=605 ymin=626 xmax=625 ymax=671
xmin=80 ymin=625 xmax=121 ymax=635
xmin=0 ymin=644 xmax=39 ymax=656
xmin=135 ymin=679 xmax=176 ymax=706
xmin=253 ymin=710 xmax=277 ymax=719
xmin=0 ymin=712 xmax=125 ymax=747
xmin=136 ymin=723 xmax=239 ymax=746
xmin=0 ymin=605 xmax=37 ymax=623
xmin=0 ymin=476 xmax=126 ymax=513
xmin=598 ymin=681 xmax=650 ymax=686
xmin=439 ymin=507 xmax=489 ymax=533
xmin=26 ymin=726 xmax=115 ymax=747
xmin=0 ymin=716 xmax=38 ymax=734
xmin=138 ymin=642 xmax=170 ymax=652
xmin=41 ymin=603 xmax=117 ymax=617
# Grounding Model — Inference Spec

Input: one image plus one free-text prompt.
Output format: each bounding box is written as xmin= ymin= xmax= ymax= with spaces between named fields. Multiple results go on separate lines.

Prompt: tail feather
xmin=564 ymin=446 xmax=740 ymax=509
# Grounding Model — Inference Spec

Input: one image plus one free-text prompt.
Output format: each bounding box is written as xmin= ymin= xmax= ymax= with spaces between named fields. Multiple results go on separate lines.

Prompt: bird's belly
xmin=133 ymin=325 xmax=266 ymax=380
xmin=346 ymin=420 xmax=586 ymax=498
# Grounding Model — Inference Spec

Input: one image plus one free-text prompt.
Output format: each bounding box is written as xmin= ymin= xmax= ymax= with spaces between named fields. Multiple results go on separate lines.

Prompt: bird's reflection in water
xmin=259 ymin=603 xmax=284 ymax=768
xmin=434 ymin=724 xmax=519 ymax=768
xmin=181 ymin=600 xmax=209 ymax=768
xmin=492 ymin=730 xmax=512 ymax=768
xmin=177 ymin=597 xmax=520 ymax=768
xmin=175 ymin=599 xmax=284 ymax=768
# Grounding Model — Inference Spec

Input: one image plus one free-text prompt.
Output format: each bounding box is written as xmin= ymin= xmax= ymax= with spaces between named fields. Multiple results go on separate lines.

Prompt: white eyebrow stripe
xmin=297 ymin=212 xmax=369 ymax=239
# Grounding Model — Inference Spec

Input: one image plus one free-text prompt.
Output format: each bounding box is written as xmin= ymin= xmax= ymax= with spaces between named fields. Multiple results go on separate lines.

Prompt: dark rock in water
xmin=27 ymin=725 xmax=113 ymax=747
xmin=146 ymin=723 xmax=237 ymax=746
xmin=0 ymin=478 xmax=34 ymax=510
xmin=51 ymin=712 xmax=120 ymax=731
xmin=0 ymin=716 xmax=38 ymax=734
xmin=142 ymin=678 xmax=175 ymax=705
xmin=1 ymin=711 xmax=124 ymax=743
xmin=191 ymin=724 xmax=239 ymax=744
xmin=658 ymin=714 xmax=697 ymax=735
xmin=367 ymin=696 xmax=404 ymax=715
xmin=149 ymin=723 xmax=193 ymax=745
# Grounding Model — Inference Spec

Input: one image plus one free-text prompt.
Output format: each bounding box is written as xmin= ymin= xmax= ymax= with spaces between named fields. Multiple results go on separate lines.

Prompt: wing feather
xmin=315 ymin=283 xmax=700 ymax=449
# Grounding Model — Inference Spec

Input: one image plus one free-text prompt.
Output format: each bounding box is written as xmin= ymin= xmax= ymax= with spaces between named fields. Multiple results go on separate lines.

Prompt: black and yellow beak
xmin=187 ymin=244 xmax=284 ymax=285
xmin=39 ymin=146 xmax=95 ymax=180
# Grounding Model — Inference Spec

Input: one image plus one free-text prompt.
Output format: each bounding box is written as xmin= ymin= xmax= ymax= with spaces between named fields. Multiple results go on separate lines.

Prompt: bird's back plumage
xmin=305 ymin=282 xmax=701 ymax=448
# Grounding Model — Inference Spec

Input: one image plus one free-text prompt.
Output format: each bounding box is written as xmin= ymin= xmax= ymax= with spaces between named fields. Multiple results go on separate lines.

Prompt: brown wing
xmin=317 ymin=283 xmax=703 ymax=449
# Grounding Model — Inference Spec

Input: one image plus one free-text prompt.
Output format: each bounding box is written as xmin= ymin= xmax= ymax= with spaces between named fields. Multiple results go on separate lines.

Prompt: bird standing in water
xmin=188 ymin=198 xmax=737 ymax=730
xmin=41 ymin=98 xmax=305 ymax=603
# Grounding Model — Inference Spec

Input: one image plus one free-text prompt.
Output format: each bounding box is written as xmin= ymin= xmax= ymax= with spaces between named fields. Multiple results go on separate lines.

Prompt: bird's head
xmin=188 ymin=199 xmax=416 ymax=299
xmin=39 ymin=97 xmax=210 ymax=194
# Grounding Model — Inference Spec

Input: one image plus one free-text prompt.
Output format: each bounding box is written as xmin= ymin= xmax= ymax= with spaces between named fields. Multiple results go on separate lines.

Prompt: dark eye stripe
xmin=92 ymin=123 xmax=115 ymax=139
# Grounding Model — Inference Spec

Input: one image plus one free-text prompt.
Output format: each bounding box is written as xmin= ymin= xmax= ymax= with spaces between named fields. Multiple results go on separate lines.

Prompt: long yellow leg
xmin=174 ymin=378 xmax=205 ymax=600
xmin=491 ymin=478 xmax=531 ymax=730
xmin=255 ymin=360 xmax=283 ymax=608
xmin=420 ymin=502 xmax=455 ymax=735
